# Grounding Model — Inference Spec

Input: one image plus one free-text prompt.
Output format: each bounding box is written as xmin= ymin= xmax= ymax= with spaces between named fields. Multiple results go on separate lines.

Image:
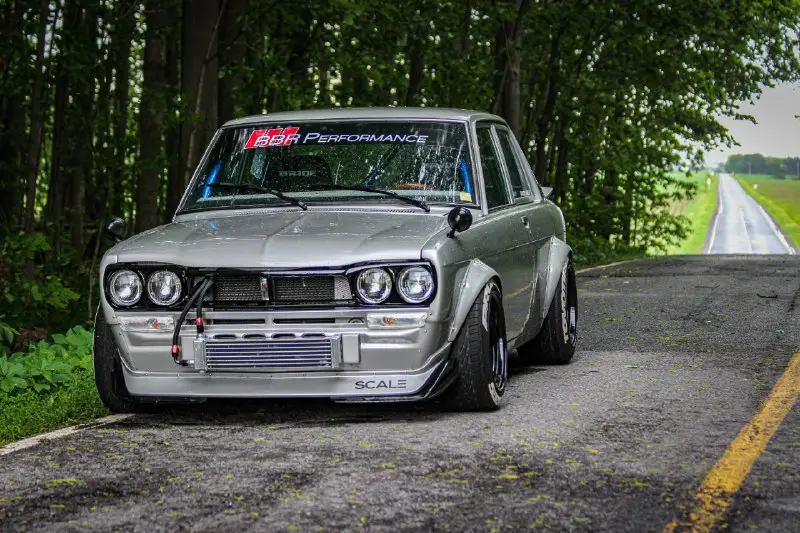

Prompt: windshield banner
xmin=244 ymin=127 xmax=429 ymax=149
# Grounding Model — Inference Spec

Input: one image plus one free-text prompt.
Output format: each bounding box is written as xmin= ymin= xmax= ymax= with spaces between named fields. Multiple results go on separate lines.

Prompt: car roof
xmin=222 ymin=107 xmax=505 ymax=128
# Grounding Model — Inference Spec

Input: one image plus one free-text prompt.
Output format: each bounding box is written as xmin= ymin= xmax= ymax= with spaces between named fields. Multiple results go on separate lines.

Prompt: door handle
xmin=521 ymin=216 xmax=530 ymax=228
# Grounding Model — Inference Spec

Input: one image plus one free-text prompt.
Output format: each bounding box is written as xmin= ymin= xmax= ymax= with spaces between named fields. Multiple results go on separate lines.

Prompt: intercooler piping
xmin=171 ymin=277 xmax=213 ymax=366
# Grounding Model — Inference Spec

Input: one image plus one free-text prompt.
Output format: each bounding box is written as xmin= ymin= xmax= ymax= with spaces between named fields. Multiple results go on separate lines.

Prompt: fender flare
xmin=446 ymin=259 xmax=501 ymax=342
xmin=537 ymin=236 xmax=572 ymax=321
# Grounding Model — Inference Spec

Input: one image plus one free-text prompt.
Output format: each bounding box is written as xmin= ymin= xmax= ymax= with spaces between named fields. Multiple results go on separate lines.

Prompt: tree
xmin=1 ymin=0 xmax=800 ymax=330
xmin=175 ymin=0 xmax=220 ymax=215
xmin=136 ymin=0 xmax=168 ymax=233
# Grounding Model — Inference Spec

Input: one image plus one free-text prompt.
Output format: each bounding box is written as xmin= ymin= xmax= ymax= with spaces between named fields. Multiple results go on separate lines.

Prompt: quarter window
xmin=476 ymin=126 xmax=510 ymax=208
xmin=496 ymin=129 xmax=531 ymax=200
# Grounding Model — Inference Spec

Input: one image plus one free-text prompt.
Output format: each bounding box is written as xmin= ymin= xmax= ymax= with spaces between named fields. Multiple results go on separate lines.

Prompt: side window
xmin=496 ymin=129 xmax=532 ymax=200
xmin=476 ymin=126 xmax=510 ymax=209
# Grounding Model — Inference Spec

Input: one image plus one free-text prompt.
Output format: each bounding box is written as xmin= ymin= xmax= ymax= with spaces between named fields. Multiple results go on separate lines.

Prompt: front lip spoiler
xmin=334 ymin=351 xmax=457 ymax=404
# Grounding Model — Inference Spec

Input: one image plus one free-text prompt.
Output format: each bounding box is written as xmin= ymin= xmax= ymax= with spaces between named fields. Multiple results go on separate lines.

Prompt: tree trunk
xmin=136 ymin=0 xmax=169 ymax=233
xmin=533 ymin=33 xmax=562 ymax=183
xmin=551 ymin=116 xmax=570 ymax=203
xmin=219 ymin=0 xmax=246 ymax=124
xmin=68 ymin=2 xmax=100 ymax=256
xmin=109 ymin=0 xmax=136 ymax=221
xmin=0 ymin=0 xmax=25 ymax=227
xmin=283 ymin=10 xmax=314 ymax=110
xmin=24 ymin=0 xmax=49 ymax=237
xmin=177 ymin=0 xmax=220 ymax=212
xmin=491 ymin=0 xmax=529 ymax=136
xmin=163 ymin=0 xmax=181 ymax=222
xmin=405 ymin=40 xmax=424 ymax=106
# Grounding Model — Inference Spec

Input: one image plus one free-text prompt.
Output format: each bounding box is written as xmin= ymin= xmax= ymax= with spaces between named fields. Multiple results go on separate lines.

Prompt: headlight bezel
xmin=354 ymin=267 xmax=394 ymax=304
xmin=107 ymin=269 xmax=143 ymax=307
xmin=146 ymin=270 xmax=184 ymax=307
xmin=396 ymin=266 xmax=435 ymax=304
xmin=104 ymin=264 xmax=188 ymax=309
xmin=347 ymin=262 xmax=436 ymax=306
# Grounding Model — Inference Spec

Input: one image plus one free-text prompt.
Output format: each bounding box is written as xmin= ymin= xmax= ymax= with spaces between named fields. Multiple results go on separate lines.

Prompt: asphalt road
xmin=706 ymin=173 xmax=795 ymax=254
xmin=1 ymin=255 xmax=799 ymax=533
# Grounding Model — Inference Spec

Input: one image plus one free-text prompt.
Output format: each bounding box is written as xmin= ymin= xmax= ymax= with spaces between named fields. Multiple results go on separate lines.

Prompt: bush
xmin=0 ymin=371 xmax=107 ymax=445
xmin=570 ymin=236 xmax=646 ymax=268
xmin=0 ymin=321 xmax=107 ymax=445
xmin=0 ymin=319 xmax=17 ymax=358
xmin=0 ymin=231 xmax=83 ymax=332
xmin=0 ymin=324 xmax=93 ymax=398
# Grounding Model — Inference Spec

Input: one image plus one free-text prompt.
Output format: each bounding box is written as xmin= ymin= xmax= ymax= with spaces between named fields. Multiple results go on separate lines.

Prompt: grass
xmin=0 ymin=372 xmax=107 ymax=446
xmin=735 ymin=175 xmax=800 ymax=251
xmin=663 ymin=172 xmax=718 ymax=255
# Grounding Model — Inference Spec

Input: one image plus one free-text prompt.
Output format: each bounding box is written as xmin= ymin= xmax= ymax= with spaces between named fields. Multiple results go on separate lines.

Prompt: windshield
xmin=179 ymin=121 xmax=476 ymax=213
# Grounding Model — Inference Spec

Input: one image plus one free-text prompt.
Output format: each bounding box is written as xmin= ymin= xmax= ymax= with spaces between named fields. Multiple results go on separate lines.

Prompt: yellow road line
xmin=663 ymin=350 xmax=800 ymax=533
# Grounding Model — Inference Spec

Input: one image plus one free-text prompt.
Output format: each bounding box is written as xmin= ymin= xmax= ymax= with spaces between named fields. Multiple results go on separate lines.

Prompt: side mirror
xmin=104 ymin=217 xmax=127 ymax=243
xmin=447 ymin=207 xmax=473 ymax=238
xmin=541 ymin=186 xmax=554 ymax=199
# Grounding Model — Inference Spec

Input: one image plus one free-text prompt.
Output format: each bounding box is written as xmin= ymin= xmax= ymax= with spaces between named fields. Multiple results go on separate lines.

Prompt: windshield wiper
xmin=206 ymin=182 xmax=307 ymax=210
xmin=305 ymin=183 xmax=430 ymax=212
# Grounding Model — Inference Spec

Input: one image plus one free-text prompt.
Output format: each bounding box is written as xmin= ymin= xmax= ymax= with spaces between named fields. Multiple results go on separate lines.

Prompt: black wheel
xmin=94 ymin=310 xmax=153 ymax=413
xmin=518 ymin=258 xmax=577 ymax=365
xmin=444 ymin=282 xmax=508 ymax=411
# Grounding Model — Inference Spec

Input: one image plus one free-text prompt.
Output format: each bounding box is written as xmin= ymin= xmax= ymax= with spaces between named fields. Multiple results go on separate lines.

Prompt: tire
xmin=518 ymin=258 xmax=577 ymax=365
xmin=444 ymin=282 xmax=508 ymax=411
xmin=94 ymin=310 xmax=153 ymax=413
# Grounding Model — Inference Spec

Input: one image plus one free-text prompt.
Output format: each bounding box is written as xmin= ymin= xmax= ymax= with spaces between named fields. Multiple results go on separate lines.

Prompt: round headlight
xmin=146 ymin=270 xmax=183 ymax=306
xmin=355 ymin=268 xmax=393 ymax=304
xmin=397 ymin=266 xmax=434 ymax=303
xmin=108 ymin=270 xmax=142 ymax=307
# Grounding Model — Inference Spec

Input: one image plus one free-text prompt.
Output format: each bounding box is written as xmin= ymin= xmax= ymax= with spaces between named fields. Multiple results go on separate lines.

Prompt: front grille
xmin=213 ymin=276 xmax=264 ymax=302
xmin=204 ymin=274 xmax=352 ymax=305
xmin=272 ymin=276 xmax=352 ymax=302
xmin=205 ymin=338 xmax=334 ymax=369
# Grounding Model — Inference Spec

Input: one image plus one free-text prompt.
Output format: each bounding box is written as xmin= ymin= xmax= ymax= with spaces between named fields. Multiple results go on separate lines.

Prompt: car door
xmin=494 ymin=125 xmax=555 ymax=337
xmin=473 ymin=122 xmax=535 ymax=340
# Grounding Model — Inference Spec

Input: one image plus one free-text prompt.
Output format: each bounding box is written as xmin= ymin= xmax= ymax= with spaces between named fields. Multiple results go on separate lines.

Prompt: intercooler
xmin=204 ymin=337 xmax=335 ymax=369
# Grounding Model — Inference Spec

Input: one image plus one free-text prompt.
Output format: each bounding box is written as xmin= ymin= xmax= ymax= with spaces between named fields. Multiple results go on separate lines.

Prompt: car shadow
xmin=125 ymin=396 xmax=449 ymax=429
xmin=120 ymin=356 xmax=548 ymax=429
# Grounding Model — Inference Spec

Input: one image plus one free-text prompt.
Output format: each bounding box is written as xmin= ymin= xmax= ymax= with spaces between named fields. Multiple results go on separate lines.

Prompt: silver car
xmin=94 ymin=108 xmax=578 ymax=412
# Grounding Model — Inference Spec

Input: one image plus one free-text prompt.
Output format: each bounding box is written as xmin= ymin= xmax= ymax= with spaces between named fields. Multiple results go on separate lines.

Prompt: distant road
xmin=706 ymin=173 xmax=795 ymax=254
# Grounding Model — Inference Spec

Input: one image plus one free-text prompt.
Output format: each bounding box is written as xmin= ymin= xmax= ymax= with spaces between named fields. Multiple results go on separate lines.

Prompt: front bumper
xmin=120 ymin=344 xmax=454 ymax=400
xmin=108 ymin=306 xmax=455 ymax=400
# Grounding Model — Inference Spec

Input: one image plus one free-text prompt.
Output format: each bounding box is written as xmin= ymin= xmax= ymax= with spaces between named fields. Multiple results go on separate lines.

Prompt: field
xmin=736 ymin=175 xmax=800 ymax=250
xmin=663 ymin=172 xmax=718 ymax=255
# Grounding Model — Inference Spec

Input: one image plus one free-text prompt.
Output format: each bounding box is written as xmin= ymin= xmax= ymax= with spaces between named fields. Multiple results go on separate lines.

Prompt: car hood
xmin=110 ymin=209 xmax=450 ymax=268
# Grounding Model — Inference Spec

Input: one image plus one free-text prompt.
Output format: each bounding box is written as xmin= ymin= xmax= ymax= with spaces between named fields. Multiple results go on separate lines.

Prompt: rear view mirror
xmin=541 ymin=186 xmax=554 ymax=199
xmin=104 ymin=217 xmax=127 ymax=243
xmin=447 ymin=207 xmax=473 ymax=238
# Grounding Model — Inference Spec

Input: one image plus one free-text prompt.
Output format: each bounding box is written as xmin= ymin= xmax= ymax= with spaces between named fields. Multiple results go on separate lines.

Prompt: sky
xmin=704 ymin=83 xmax=800 ymax=167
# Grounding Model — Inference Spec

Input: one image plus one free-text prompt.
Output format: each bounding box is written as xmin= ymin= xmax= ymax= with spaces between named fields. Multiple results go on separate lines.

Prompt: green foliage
xmin=0 ymin=232 xmax=82 ymax=330
xmin=0 ymin=370 xmax=107 ymax=446
xmin=0 ymin=325 xmax=93 ymax=399
xmin=0 ymin=321 xmax=105 ymax=445
xmin=0 ymin=319 xmax=18 ymax=357
xmin=724 ymin=154 xmax=800 ymax=177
